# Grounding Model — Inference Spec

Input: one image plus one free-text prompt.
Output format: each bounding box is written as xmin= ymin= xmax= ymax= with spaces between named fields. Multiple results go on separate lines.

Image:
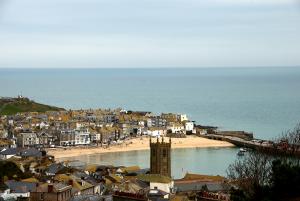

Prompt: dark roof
xmin=5 ymin=180 xmax=37 ymax=193
xmin=0 ymin=148 xmax=24 ymax=156
xmin=135 ymin=168 xmax=150 ymax=175
xmin=46 ymin=163 xmax=65 ymax=175
xmin=73 ymin=171 xmax=88 ymax=178
xmin=175 ymin=181 xmax=230 ymax=192
xmin=20 ymin=148 xmax=42 ymax=157
xmin=70 ymin=194 xmax=112 ymax=201
xmin=135 ymin=180 xmax=149 ymax=189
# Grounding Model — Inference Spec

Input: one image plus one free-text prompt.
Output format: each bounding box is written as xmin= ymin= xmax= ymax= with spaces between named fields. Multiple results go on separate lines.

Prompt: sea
xmin=1 ymin=67 xmax=300 ymax=178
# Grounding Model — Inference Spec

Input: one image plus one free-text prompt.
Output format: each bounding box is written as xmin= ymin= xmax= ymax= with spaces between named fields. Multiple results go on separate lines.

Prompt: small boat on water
xmin=237 ymin=147 xmax=247 ymax=156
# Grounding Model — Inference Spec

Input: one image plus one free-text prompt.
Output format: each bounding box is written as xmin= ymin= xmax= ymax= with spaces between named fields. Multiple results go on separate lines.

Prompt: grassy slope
xmin=0 ymin=99 xmax=64 ymax=115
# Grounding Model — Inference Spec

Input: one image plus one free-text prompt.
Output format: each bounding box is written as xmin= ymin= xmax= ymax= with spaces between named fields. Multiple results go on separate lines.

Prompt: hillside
xmin=0 ymin=97 xmax=65 ymax=115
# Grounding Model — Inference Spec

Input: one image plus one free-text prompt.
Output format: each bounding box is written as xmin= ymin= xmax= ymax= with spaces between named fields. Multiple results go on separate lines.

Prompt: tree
xmin=227 ymin=123 xmax=300 ymax=201
xmin=275 ymin=123 xmax=300 ymax=158
xmin=270 ymin=159 xmax=300 ymax=200
xmin=227 ymin=151 xmax=272 ymax=201
xmin=0 ymin=161 xmax=25 ymax=181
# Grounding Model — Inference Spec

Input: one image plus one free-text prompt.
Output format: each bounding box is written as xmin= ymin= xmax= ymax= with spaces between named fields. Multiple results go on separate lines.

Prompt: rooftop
xmin=137 ymin=174 xmax=172 ymax=184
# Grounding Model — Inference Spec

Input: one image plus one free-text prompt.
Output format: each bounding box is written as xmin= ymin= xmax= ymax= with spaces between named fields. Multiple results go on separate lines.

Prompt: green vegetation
xmin=228 ymin=124 xmax=300 ymax=201
xmin=229 ymin=159 xmax=300 ymax=201
xmin=0 ymin=97 xmax=64 ymax=115
xmin=0 ymin=161 xmax=29 ymax=181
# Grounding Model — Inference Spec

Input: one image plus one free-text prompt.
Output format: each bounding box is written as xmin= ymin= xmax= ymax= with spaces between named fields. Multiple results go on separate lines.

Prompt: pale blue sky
xmin=0 ymin=0 xmax=300 ymax=68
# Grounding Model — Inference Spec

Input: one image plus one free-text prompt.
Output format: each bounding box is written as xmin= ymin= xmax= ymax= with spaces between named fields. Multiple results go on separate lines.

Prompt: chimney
xmin=48 ymin=184 xmax=54 ymax=193
xmin=41 ymin=150 xmax=46 ymax=157
xmin=68 ymin=179 xmax=73 ymax=186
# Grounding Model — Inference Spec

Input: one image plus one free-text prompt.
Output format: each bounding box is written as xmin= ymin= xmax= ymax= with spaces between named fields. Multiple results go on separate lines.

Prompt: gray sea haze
xmin=1 ymin=67 xmax=300 ymax=177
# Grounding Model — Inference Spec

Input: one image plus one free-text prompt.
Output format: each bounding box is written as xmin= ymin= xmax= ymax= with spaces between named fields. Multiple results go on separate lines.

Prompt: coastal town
xmin=0 ymin=97 xmax=250 ymax=200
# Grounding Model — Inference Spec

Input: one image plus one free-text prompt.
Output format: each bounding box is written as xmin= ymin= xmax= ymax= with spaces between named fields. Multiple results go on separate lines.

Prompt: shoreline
xmin=48 ymin=136 xmax=235 ymax=159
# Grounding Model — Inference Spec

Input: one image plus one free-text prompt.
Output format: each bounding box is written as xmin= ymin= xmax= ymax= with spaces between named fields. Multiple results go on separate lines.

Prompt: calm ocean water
xmin=1 ymin=67 xmax=300 ymax=139
xmin=1 ymin=67 xmax=300 ymax=176
xmin=58 ymin=147 xmax=238 ymax=179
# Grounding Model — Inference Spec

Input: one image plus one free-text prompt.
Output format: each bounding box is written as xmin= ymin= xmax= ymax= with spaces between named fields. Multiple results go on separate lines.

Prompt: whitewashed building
xmin=90 ymin=132 xmax=101 ymax=142
xmin=74 ymin=128 xmax=91 ymax=145
xmin=185 ymin=121 xmax=196 ymax=134
xmin=150 ymin=180 xmax=174 ymax=199
xmin=167 ymin=123 xmax=185 ymax=134
xmin=177 ymin=114 xmax=188 ymax=122
xmin=147 ymin=127 xmax=167 ymax=137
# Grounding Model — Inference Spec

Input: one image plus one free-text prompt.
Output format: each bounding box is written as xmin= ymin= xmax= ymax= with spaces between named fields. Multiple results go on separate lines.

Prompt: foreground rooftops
xmin=137 ymin=174 xmax=172 ymax=184
xmin=176 ymin=173 xmax=225 ymax=183
xmin=35 ymin=182 xmax=72 ymax=193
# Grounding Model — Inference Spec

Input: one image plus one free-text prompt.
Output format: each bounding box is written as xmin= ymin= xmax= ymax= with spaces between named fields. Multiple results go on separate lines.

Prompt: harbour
xmin=56 ymin=147 xmax=239 ymax=179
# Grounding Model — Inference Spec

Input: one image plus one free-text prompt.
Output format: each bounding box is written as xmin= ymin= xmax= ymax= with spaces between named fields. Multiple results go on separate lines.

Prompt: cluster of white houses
xmin=16 ymin=128 xmax=91 ymax=147
xmin=0 ymin=109 xmax=198 ymax=148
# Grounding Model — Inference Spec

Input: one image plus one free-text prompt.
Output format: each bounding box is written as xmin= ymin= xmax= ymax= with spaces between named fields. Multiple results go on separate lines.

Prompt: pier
xmin=200 ymin=133 xmax=300 ymax=157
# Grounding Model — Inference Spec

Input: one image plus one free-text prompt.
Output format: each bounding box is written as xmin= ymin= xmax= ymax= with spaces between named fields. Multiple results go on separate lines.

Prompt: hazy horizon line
xmin=0 ymin=66 xmax=300 ymax=70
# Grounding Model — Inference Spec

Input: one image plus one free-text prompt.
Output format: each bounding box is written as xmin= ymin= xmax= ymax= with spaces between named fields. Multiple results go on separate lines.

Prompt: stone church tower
xmin=150 ymin=137 xmax=171 ymax=177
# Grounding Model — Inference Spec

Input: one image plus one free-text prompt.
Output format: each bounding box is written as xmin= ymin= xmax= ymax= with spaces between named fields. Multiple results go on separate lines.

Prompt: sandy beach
xmin=48 ymin=136 xmax=234 ymax=159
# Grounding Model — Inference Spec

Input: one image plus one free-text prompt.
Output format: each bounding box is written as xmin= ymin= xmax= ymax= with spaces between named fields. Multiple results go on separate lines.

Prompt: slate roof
xmin=46 ymin=163 xmax=65 ymax=175
xmin=0 ymin=148 xmax=43 ymax=158
xmin=54 ymin=174 xmax=94 ymax=191
xmin=125 ymin=168 xmax=150 ymax=176
xmin=0 ymin=148 xmax=24 ymax=156
xmin=70 ymin=195 xmax=112 ymax=201
xmin=5 ymin=180 xmax=37 ymax=193
xmin=20 ymin=148 xmax=42 ymax=157
xmin=174 ymin=181 xmax=230 ymax=193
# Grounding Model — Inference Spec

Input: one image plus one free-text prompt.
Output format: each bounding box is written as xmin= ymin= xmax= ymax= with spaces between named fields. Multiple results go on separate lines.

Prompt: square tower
xmin=150 ymin=137 xmax=171 ymax=177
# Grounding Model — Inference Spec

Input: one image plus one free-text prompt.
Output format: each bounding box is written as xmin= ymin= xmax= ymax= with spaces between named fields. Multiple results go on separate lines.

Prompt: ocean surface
xmin=1 ymin=67 xmax=300 ymax=177
xmin=1 ymin=67 xmax=300 ymax=139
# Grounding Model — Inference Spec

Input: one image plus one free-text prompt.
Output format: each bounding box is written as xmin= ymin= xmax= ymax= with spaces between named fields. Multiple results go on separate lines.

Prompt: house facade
xmin=59 ymin=130 xmax=75 ymax=146
xmin=74 ymin=128 xmax=91 ymax=145
xmin=30 ymin=183 xmax=72 ymax=201
xmin=167 ymin=123 xmax=185 ymax=134
xmin=17 ymin=132 xmax=39 ymax=147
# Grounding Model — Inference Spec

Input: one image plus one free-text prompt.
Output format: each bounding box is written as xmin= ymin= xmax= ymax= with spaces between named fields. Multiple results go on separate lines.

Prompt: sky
xmin=0 ymin=0 xmax=300 ymax=68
